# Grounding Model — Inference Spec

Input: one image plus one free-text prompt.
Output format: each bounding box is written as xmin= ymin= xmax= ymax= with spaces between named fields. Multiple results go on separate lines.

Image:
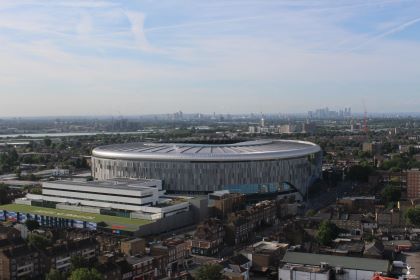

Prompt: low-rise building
xmin=364 ymin=241 xmax=385 ymax=259
xmin=279 ymin=263 xmax=331 ymax=280
xmin=242 ymin=241 xmax=288 ymax=273
xmin=97 ymin=261 xmax=121 ymax=280
xmin=116 ymin=259 xmax=133 ymax=280
xmin=247 ymin=200 xmax=277 ymax=227
xmin=337 ymin=196 xmax=377 ymax=213
xmin=33 ymin=178 xmax=163 ymax=212
xmin=222 ymin=255 xmax=252 ymax=280
xmin=126 ymin=256 xmax=154 ymax=280
xmin=225 ymin=200 xmax=277 ymax=245
xmin=363 ymin=142 xmax=382 ymax=155
xmin=41 ymin=237 xmax=99 ymax=273
xmin=0 ymin=227 xmax=21 ymax=241
xmin=209 ymin=191 xmax=245 ymax=219
xmin=188 ymin=219 xmax=225 ymax=257
xmin=375 ymin=208 xmax=401 ymax=227
xmin=152 ymin=254 xmax=169 ymax=279
xmin=324 ymin=240 xmax=364 ymax=257
xmin=329 ymin=210 xmax=363 ymax=232
xmin=151 ymin=238 xmax=189 ymax=277
xmin=0 ymin=239 xmax=26 ymax=255
xmin=0 ymin=245 xmax=41 ymax=280
xmin=18 ymin=178 xmax=191 ymax=222
xmin=407 ymin=169 xmax=420 ymax=199
xmin=281 ymin=252 xmax=390 ymax=280
xmin=121 ymin=238 xmax=146 ymax=257
xmin=225 ymin=211 xmax=254 ymax=246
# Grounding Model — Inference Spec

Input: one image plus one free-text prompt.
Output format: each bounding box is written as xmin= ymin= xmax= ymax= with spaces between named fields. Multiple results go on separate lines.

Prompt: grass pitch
xmin=0 ymin=204 xmax=151 ymax=232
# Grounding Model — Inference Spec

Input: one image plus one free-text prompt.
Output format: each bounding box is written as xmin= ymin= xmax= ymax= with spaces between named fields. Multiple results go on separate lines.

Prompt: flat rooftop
xmin=44 ymin=178 xmax=161 ymax=192
xmin=282 ymin=252 xmax=389 ymax=273
xmin=251 ymin=241 xmax=289 ymax=253
xmin=339 ymin=196 xmax=376 ymax=200
xmin=0 ymin=204 xmax=151 ymax=232
xmin=281 ymin=264 xmax=330 ymax=273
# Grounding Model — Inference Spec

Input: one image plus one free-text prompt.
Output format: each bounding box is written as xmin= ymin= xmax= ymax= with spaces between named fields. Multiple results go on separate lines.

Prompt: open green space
xmin=0 ymin=204 xmax=151 ymax=232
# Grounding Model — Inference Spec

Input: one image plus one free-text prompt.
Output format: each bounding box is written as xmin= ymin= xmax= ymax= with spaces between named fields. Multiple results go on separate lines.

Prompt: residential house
xmin=126 ymin=256 xmax=154 ymax=280
xmin=188 ymin=219 xmax=225 ymax=257
xmin=242 ymin=241 xmax=288 ymax=273
xmin=41 ymin=237 xmax=99 ymax=273
xmin=0 ymin=245 xmax=41 ymax=280
xmin=151 ymin=238 xmax=189 ymax=277
xmin=121 ymin=238 xmax=146 ymax=257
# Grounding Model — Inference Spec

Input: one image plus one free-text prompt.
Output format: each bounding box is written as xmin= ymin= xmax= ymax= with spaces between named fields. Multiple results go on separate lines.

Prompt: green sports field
xmin=0 ymin=204 xmax=151 ymax=232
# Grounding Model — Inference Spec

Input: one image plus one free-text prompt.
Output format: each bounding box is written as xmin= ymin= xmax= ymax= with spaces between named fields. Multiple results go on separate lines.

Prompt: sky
xmin=0 ymin=0 xmax=419 ymax=117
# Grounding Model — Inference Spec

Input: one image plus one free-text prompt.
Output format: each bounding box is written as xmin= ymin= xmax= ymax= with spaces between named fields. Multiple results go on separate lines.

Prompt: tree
xmin=381 ymin=186 xmax=401 ymax=204
xmin=346 ymin=165 xmax=373 ymax=182
xmin=195 ymin=264 xmax=223 ymax=280
xmin=45 ymin=269 xmax=66 ymax=280
xmin=406 ymin=208 xmax=420 ymax=227
xmin=0 ymin=184 xmax=11 ymax=205
xmin=306 ymin=209 xmax=317 ymax=217
xmin=29 ymin=187 xmax=42 ymax=195
xmin=15 ymin=167 xmax=21 ymax=178
xmin=24 ymin=220 xmax=40 ymax=231
xmin=69 ymin=268 xmax=102 ymax=280
xmin=71 ymin=255 xmax=87 ymax=271
xmin=44 ymin=138 xmax=52 ymax=147
xmin=29 ymin=174 xmax=39 ymax=181
xmin=27 ymin=234 xmax=51 ymax=250
xmin=316 ymin=221 xmax=340 ymax=246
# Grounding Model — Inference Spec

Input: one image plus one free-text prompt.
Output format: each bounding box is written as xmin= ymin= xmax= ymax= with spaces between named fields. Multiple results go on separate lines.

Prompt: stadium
xmin=91 ymin=140 xmax=322 ymax=195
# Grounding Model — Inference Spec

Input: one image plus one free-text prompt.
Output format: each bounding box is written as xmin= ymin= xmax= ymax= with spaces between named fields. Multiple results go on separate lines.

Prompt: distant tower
xmin=260 ymin=113 xmax=265 ymax=127
xmin=363 ymin=110 xmax=368 ymax=133
xmin=363 ymin=102 xmax=369 ymax=137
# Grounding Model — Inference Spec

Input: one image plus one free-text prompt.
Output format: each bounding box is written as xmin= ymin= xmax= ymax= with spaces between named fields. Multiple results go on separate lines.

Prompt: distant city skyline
xmin=0 ymin=0 xmax=420 ymax=117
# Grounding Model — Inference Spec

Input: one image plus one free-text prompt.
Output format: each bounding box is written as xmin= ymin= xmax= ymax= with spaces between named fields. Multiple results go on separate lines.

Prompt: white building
xmin=52 ymin=168 xmax=70 ymax=177
xmin=40 ymin=179 xmax=162 ymax=211
xmin=279 ymin=124 xmax=297 ymax=134
xmin=20 ymin=178 xmax=190 ymax=220
xmin=279 ymin=264 xmax=330 ymax=280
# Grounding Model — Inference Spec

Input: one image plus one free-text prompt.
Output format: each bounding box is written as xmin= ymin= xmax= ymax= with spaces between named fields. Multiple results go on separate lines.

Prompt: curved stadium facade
xmin=92 ymin=140 xmax=322 ymax=194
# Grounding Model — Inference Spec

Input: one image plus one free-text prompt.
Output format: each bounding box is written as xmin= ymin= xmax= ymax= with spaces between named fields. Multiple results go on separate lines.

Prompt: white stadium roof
xmin=92 ymin=140 xmax=321 ymax=162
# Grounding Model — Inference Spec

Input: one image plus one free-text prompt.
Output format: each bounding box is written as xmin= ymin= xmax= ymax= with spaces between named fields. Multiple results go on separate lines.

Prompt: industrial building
xmin=279 ymin=252 xmax=390 ymax=280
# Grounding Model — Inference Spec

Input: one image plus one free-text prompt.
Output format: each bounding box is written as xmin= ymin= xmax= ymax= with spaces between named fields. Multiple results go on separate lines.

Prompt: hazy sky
xmin=0 ymin=0 xmax=419 ymax=116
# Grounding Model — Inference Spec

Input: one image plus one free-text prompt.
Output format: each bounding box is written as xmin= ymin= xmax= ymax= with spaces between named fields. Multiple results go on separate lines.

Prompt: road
xmin=400 ymin=252 xmax=420 ymax=278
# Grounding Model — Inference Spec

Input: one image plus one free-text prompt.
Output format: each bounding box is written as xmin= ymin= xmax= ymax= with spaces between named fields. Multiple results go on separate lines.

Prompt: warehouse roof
xmin=282 ymin=252 xmax=389 ymax=273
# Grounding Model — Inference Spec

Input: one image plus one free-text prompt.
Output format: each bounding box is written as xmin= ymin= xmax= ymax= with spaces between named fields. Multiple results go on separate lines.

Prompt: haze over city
xmin=1 ymin=0 xmax=420 ymax=116
xmin=4 ymin=2 xmax=420 ymax=280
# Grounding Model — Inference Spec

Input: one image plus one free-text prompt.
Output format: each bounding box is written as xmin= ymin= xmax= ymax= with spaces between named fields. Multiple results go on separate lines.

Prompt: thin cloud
xmin=76 ymin=12 xmax=93 ymax=38
xmin=145 ymin=15 xmax=272 ymax=33
xmin=351 ymin=17 xmax=420 ymax=51
xmin=124 ymin=11 xmax=162 ymax=53
xmin=43 ymin=1 xmax=119 ymax=8
xmin=0 ymin=1 xmax=119 ymax=9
